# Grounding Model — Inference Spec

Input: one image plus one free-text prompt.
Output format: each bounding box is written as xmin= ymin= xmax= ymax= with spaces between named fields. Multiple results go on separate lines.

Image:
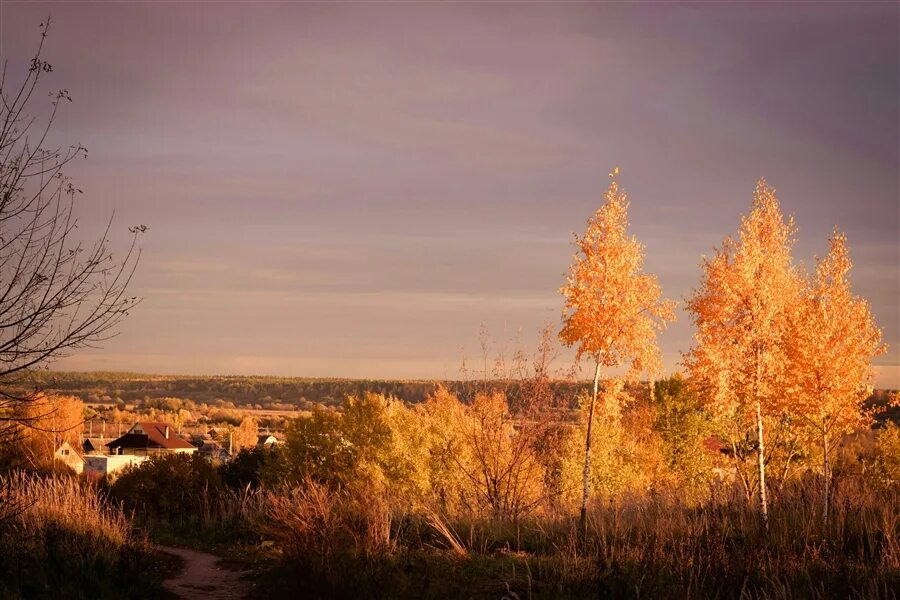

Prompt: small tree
xmin=559 ymin=170 xmax=675 ymax=530
xmin=0 ymin=21 xmax=141 ymax=445
xmin=685 ymin=179 xmax=800 ymax=528
xmin=12 ymin=393 xmax=83 ymax=469
xmin=787 ymin=229 xmax=886 ymax=521
xmin=652 ymin=374 xmax=716 ymax=500
xmin=231 ymin=416 xmax=259 ymax=454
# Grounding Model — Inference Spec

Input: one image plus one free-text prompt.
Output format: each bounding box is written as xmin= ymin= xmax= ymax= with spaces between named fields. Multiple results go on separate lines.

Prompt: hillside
xmin=8 ymin=371 xmax=897 ymax=424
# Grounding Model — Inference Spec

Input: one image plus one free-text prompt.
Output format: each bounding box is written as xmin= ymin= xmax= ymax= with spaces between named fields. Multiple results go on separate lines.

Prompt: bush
xmin=221 ymin=447 xmax=269 ymax=489
xmin=111 ymin=452 xmax=222 ymax=525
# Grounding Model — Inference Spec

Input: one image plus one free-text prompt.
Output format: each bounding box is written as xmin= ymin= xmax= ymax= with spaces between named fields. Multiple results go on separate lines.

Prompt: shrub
xmin=111 ymin=452 xmax=222 ymax=525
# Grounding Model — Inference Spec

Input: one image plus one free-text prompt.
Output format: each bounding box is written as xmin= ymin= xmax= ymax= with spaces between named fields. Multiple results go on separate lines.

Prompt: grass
xmin=248 ymin=477 xmax=899 ymax=599
xmin=0 ymin=471 xmax=177 ymax=599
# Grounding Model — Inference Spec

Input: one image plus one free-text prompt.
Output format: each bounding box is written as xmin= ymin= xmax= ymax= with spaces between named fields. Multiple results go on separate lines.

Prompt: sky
xmin=1 ymin=3 xmax=898 ymax=386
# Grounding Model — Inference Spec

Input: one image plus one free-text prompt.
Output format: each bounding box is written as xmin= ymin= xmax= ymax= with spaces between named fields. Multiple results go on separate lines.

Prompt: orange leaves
xmin=14 ymin=393 xmax=85 ymax=465
xmin=684 ymin=179 xmax=888 ymax=512
xmin=684 ymin=179 xmax=801 ymax=422
xmin=559 ymin=172 xmax=676 ymax=380
xmin=786 ymin=228 xmax=886 ymax=436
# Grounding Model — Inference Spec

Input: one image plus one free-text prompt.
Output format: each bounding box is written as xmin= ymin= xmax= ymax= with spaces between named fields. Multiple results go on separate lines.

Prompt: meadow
xmin=2 ymin=371 xmax=897 ymax=598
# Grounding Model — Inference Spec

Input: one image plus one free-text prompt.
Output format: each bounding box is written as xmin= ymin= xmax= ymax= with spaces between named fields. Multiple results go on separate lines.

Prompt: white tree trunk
xmin=580 ymin=360 xmax=601 ymax=532
xmin=822 ymin=421 xmax=830 ymax=524
xmin=756 ymin=400 xmax=769 ymax=529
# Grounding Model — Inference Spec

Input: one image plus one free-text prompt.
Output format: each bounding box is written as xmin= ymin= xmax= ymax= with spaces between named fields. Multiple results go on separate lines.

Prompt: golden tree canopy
xmin=559 ymin=173 xmax=675 ymax=378
xmin=685 ymin=179 xmax=801 ymax=420
xmin=787 ymin=229 xmax=886 ymax=433
xmin=14 ymin=393 xmax=84 ymax=463
xmin=232 ymin=417 xmax=259 ymax=453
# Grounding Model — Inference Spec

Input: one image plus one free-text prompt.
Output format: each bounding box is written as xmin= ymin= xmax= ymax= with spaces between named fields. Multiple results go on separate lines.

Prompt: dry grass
xmin=0 ymin=471 xmax=169 ymax=599
xmin=196 ymin=484 xmax=267 ymax=533
xmin=580 ymin=480 xmax=899 ymax=598
xmin=252 ymin=476 xmax=899 ymax=599
xmin=0 ymin=471 xmax=131 ymax=552
xmin=427 ymin=509 xmax=468 ymax=557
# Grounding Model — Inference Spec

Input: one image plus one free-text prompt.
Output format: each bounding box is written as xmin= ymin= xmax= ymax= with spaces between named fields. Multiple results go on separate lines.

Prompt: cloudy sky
xmin=2 ymin=3 xmax=898 ymax=386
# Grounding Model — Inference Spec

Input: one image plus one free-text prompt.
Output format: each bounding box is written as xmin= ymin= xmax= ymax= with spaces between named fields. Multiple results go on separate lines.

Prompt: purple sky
xmin=2 ymin=3 xmax=898 ymax=386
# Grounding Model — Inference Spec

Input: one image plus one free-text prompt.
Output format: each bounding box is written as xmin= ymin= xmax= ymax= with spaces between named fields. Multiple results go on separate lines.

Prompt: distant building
xmin=256 ymin=434 xmax=280 ymax=449
xmin=54 ymin=442 xmax=84 ymax=475
xmin=82 ymin=437 xmax=113 ymax=455
xmin=84 ymin=454 xmax=148 ymax=480
xmin=190 ymin=433 xmax=212 ymax=448
xmin=198 ymin=440 xmax=230 ymax=462
xmin=106 ymin=422 xmax=197 ymax=456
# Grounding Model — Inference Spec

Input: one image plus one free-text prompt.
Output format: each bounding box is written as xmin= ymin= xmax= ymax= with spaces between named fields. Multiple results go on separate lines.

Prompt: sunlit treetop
xmin=685 ymin=179 xmax=802 ymax=418
xmin=559 ymin=171 xmax=676 ymax=379
xmin=787 ymin=228 xmax=887 ymax=431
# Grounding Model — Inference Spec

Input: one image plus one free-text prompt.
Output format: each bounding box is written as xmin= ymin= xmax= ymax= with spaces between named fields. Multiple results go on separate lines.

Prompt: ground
xmin=158 ymin=546 xmax=252 ymax=600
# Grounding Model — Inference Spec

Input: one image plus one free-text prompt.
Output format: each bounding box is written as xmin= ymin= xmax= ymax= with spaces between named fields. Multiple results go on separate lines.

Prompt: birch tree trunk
xmin=756 ymin=400 xmax=769 ymax=529
xmin=754 ymin=345 xmax=769 ymax=530
xmin=822 ymin=418 xmax=830 ymax=524
xmin=580 ymin=359 xmax=602 ymax=532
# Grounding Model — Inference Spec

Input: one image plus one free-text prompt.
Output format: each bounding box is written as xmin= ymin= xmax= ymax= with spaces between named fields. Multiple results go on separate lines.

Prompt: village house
xmin=106 ymin=421 xmax=197 ymax=456
xmin=256 ymin=434 xmax=280 ymax=449
xmin=84 ymin=454 xmax=148 ymax=480
xmin=84 ymin=454 xmax=148 ymax=481
xmin=198 ymin=439 xmax=231 ymax=462
xmin=53 ymin=441 xmax=85 ymax=475
xmin=82 ymin=437 xmax=113 ymax=454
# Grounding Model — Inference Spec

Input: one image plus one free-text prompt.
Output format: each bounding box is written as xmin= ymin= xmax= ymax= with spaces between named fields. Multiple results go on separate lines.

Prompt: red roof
xmin=703 ymin=436 xmax=729 ymax=454
xmin=108 ymin=422 xmax=195 ymax=450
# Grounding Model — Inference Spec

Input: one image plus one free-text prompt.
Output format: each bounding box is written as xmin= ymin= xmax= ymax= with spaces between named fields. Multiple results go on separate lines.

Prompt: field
xmin=2 ymin=371 xmax=898 ymax=598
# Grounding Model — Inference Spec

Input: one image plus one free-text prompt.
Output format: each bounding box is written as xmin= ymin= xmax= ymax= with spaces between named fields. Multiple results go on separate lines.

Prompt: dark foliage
xmin=111 ymin=453 xmax=222 ymax=523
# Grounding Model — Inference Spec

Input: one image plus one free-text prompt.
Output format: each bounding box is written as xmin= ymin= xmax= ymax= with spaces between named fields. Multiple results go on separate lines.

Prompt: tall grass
xmin=255 ymin=477 xmax=899 ymax=599
xmin=581 ymin=479 xmax=899 ymax=598
xmin=1 ymin=471 xmax=130 ymax=548
xmin=0 ymin=471 xmax=160 ymax=599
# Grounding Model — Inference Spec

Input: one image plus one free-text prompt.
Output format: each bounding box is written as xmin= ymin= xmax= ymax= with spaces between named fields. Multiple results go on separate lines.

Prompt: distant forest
xmin=13 ymin=371 xmax=899 ymax=424
xmin=17 ymin=371 xmax=589 ymax=410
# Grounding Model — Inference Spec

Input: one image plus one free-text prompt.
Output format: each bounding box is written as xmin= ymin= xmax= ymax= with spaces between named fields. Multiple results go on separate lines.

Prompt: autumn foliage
xmin=559 ymin=172 xmax=676 ymax=377
xmin=559 ymin=171 xmax=675 ymax=528
xmin=7 ymin=394 xmax=84 ymax=470
xmin=0 ymin=174 xmax=895 ymax=599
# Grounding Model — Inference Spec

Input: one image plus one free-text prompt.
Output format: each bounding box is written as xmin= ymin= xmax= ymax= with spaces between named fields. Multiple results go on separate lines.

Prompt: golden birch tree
xmin=787 ymin=229 xmax=886 ymax=520
xmin=14 ymin=393 xmax=84 ymax=468
xmin=232 ymin=417 xmax=259 ymax=453
xmin=559 ymin=170 xmax=675 ymax=530
xmin=684 ymin=179 xmax=800 ymax=527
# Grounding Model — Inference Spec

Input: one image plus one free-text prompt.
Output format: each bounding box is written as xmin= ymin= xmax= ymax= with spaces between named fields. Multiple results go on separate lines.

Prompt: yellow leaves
xmin=417 ymin=387 xmax=547 ymax=519
xmin=685 ymin=178 xmax=801 ymax=423
xmin=232 ymin=416 xmax=259 ymax=453
xmin=14 ymin=393 xmax=85 ymax=465
xmin=786 ymin=228 xmax=886 ymax=436
xmin=559 ymin=382 xmax=666 ymax=501
xmin=872 ymin=422 xmax=900 ymax=486
xmin=559 ymin=173 xmax=676 ymax=380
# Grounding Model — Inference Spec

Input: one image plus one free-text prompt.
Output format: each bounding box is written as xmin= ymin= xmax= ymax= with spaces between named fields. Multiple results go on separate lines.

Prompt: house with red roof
xmin=106 ymin=422 xmax=197 ymax=456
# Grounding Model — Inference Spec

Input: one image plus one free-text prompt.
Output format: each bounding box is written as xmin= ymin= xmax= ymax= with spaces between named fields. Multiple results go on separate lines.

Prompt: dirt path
xmin=158 ymin=545 xmax=252 ymax=600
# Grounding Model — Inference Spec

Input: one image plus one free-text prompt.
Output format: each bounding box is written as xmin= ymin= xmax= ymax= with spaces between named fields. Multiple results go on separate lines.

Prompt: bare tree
xmin=0 ymin=19 xmax=142 ymax=447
